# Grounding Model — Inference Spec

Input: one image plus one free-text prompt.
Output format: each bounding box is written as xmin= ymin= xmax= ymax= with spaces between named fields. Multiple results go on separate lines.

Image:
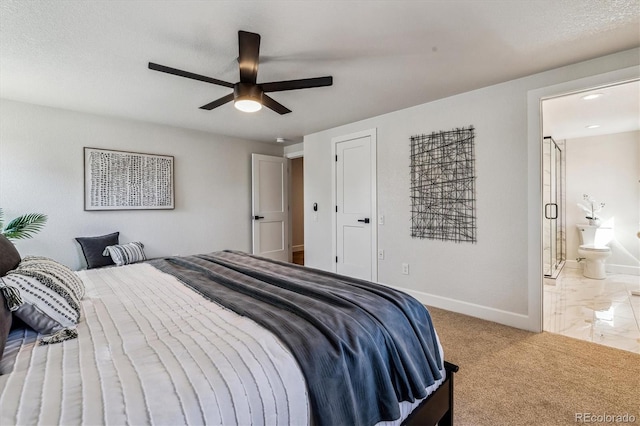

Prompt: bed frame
xmin=402 ymin=361 xmax=459 ymax=426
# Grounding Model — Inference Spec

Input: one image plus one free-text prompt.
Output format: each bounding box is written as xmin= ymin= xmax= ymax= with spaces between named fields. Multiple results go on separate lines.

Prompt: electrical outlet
xmin=402 ymin=263 xmax=409 ymax=275
xmin=378 ymin=215 xmax=385 ymax=225
xmin=378 ymin=249 xmax=384 ymax=260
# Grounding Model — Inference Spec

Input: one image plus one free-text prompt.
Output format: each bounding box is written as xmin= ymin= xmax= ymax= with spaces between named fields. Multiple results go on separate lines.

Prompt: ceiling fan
xmin=148 ymin=30 xmax=333 ymax=115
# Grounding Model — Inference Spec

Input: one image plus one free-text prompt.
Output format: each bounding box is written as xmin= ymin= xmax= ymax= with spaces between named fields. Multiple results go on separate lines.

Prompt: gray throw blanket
xmin=150 ymin=251 xmax=443 ymax=426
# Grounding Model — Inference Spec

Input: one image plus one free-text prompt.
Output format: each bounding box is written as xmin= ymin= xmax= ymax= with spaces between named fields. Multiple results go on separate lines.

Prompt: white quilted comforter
xmin=1 ymin=263 xmax=309 ymax=425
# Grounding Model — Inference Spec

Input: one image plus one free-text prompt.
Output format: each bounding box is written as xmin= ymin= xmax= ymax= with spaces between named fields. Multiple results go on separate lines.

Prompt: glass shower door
xmin=543 ymin=136 xmax=563 ymax=277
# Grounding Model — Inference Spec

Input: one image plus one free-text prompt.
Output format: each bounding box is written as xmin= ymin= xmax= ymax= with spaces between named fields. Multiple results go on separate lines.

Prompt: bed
xmin=0 ymin=235 xmax=457 ymax=426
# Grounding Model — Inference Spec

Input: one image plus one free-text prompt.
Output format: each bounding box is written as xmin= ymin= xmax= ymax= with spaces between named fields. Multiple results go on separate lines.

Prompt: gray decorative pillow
xmin=103 ymin=242 xmax=146 ymax=266
xmin=0 ymin=234 xmax=20 ymax=276
xmin=0 ymin=286 xmax=12 ymax=365
xmin=0 ymin=234 xmax=19 ymax=363
xmin=75 ymin=232 xmax=119 ymax=269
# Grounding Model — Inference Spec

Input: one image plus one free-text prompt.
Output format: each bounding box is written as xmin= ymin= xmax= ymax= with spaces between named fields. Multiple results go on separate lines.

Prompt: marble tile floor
xmin=544 ymin=267 xmax=640 ymax=354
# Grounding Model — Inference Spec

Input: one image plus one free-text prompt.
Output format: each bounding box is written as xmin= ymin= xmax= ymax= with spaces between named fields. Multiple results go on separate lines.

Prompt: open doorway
xmin=541 ymin=79 xmax=640 ymax=353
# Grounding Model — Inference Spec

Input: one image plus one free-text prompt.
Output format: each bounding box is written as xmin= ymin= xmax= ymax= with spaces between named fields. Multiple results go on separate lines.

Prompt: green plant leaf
xmin=2 ymin=213 xmax=48 ymax=240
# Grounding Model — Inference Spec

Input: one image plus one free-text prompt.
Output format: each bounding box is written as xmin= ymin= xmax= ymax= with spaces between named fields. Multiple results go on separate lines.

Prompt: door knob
xmin=357 ymin=218 xmax=370 ymax=224
xmin=253 ymin=215 xmax=265 ymax=220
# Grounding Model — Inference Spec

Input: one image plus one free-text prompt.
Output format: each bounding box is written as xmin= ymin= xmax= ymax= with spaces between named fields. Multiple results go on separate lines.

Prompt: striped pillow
xmin=1 ymin=274 xmax=80 ymax=334
xmin=103 ymin=242 xmax=146 ymax=266
xmin=2 ymin=256 xmax=83 ymax=343
xmin=17 ymin=256 xmax=85 ymax=299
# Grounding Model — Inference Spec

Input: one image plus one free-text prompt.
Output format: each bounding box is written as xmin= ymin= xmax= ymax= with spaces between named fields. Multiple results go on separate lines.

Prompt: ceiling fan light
xmin=235 ymin=99 xmax=262 ymax=112
xmin=234 ymin=82 xmax=263 ymax=113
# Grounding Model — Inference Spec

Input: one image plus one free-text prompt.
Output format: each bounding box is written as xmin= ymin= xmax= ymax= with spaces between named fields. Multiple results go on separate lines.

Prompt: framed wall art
xmin=410 ymin=126 xmax=476 ymax=243
xmin=84 ymin=147 xmax=174 ymax=211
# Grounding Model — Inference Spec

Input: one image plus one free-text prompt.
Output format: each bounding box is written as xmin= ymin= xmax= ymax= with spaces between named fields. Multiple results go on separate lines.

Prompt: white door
xmin=251 ymin=154 xmax=289 ymax=261
xmin=334 ymin=130 xmax=377 ymax=281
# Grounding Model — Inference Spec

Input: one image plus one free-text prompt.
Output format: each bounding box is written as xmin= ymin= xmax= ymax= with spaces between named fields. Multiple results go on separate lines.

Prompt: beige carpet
xmin=428 ymin=306 xmax=640 ymax=425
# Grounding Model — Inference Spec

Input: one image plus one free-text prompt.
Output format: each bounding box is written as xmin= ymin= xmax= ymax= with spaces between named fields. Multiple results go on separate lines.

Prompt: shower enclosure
xmin=543 ymin=136 xmax=565 ymax=277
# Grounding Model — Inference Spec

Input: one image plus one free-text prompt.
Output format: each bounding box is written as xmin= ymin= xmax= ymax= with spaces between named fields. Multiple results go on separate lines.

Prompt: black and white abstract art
xmin=410 ymin=126 xmax=476 ymax=243
xmin=84 ymin=147 xmax=174 ymax=210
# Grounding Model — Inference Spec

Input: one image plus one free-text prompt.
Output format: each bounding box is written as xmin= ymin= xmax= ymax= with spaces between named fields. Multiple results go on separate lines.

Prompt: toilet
xmin=576 ymin=224 xmax=612 ymax=279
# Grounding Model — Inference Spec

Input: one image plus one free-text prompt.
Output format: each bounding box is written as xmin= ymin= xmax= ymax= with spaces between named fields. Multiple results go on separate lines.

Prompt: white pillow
xmin=103 ymin=241 xmax=146 ymax=266
xmin=2 ymin=275 xmax=78 ymax=333
xmin=17 ymin=256 xmax=85 ymax=299
xmin=1 ymin=256 xmax=83 ymax=344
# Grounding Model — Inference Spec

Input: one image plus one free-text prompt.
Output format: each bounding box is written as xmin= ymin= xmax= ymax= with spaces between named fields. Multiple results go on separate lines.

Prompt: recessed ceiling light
xmin=276 ymin=137 xmax=285 ymax=143
xmin=586 ymin=124 xmax=600 ymax=129
xmin=582 ymin=93 xmax=603 ymax=100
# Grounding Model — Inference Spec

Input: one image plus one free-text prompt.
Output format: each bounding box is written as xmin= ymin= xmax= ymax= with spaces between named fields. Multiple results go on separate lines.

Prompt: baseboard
xmin=383 ymin=283 xmax=533 ymax=331
xmin=565 ymin=259 xmax=580 ymax=269
xmin=565 ymin=259 xmax=639 ymax=276
xmin=292 ymin=245 xmax=304 ymax=253
xmin=607 ymin=263 xmax=640 ymax=276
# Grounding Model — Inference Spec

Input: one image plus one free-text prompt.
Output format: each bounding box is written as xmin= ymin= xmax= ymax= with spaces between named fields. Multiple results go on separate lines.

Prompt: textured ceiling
xmin=1 ymin=0 xmax=639 ymax=144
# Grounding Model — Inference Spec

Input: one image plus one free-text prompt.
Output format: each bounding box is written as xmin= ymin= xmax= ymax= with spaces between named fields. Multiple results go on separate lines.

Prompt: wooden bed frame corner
xmin=402 ymin=361 xmax=459 ymax=426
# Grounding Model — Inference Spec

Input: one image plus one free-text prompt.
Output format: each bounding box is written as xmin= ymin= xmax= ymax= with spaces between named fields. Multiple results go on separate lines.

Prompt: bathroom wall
xmin=565 ymin=130 xmax=640 ymax=274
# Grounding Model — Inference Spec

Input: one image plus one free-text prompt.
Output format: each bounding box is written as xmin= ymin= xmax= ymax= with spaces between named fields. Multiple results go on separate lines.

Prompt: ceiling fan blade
xmin=149 ymin=62 xmax=234 ymax=88
xmin=199 ymin=93 xmax=234 ymax=110
xmin=262 ymin=95 xmax=292 ymax=115
xmin=261 ymin=76 xmax=333 ymax=93
xmin=238 ymin=31 xmax=260 ymax=84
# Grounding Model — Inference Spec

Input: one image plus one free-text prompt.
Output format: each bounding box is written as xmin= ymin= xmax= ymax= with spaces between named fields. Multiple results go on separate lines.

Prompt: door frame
xmin=527 ymin=67 xmax=639 ymax=332
xmin=331 ymin=128 xmax=378 ymax=281
xmin=285 ymin=149 xmax=304 ymax=263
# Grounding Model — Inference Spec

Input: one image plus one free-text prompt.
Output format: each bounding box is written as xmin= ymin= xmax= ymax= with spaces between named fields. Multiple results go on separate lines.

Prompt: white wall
xmin=284 ymin=142 xmax=304 ymax=157
xmin=304 ymin=48 xmax=640 ymax=331
xmin=0 ymin=99 xmax=282 ymax=270
xmin=565 ymin=131 xmax=640 ymax=272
